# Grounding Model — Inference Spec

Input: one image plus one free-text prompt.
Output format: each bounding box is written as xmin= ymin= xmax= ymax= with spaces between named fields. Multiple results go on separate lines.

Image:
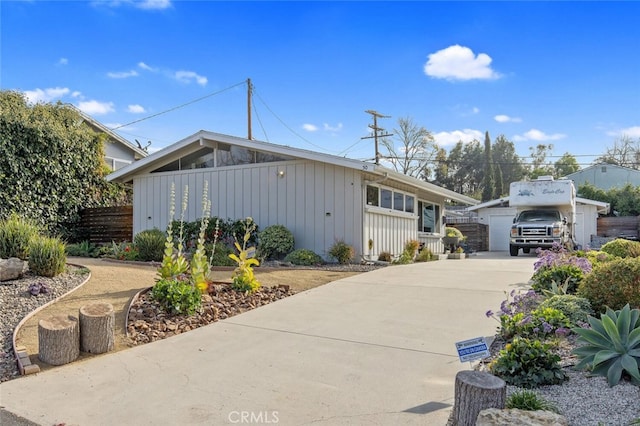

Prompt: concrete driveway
xmin=0 ymin=252 xmax=536 ymax=426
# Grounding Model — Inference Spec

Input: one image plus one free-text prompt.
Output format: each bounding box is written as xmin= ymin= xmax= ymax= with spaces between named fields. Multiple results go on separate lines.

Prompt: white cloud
xmin=494 ymin=114 xmax=522 ymax=123
xmin=174 ymin=70 xmax=207 ymax=86
xmin=607 ymin=126 xmax=640 ymax=138
xmin=76 ymin=100 xmax=115 ymax=115
xmin=433 ymin=129 xmax=484 ymax=146
xmin=135 ymin=0 xmax=171 ymax=10
xmin=424 ymin=44 xmax=501 ymax=81
xmin=138 ymin=61 xmax=156 ymax=72
xmin=24 ymin=87 xmax=70 ymax=103
xmin=107 ymin=69 xmax=139 ymax=79
xmin=57 ymin=58 xmax=68 ymax=66
xmin=71 ymin=91 xmax=82 ymax=98
xmin=127 ymin=104 xmax=145 ymax=113
xmin=472 ymin=107 xmax=480 ymax=114
xmin=513 ymin=129 xmax=566 ymax=142
xmin=323 ymin=123 xmax=343 ymax=132
xmin=302 ymin=124 xmax=319 ymax=132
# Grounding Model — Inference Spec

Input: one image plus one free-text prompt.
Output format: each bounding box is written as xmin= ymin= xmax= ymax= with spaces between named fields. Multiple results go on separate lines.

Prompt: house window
xmin=380 ymin=189 xmax=392 ymax=209
xmin=366 ymin=185 xmax=379 ymax=206
xmin=418 ymin=201 xmax=440 ymax=233
xmin=393 ymin=192 xmax=404 ymax=211
xmin=601 ymin=166 xmax=607 ymax=173
xmin=366 ymin=185 xmax=416 ymax=214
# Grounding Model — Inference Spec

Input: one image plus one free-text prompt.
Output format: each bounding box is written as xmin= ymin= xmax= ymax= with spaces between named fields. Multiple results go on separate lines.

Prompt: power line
xmin=109 ymin=80 xmax=246 ymax=131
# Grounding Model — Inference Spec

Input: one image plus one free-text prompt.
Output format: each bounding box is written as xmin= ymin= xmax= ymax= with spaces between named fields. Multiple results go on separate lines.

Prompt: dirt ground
xmin=15 ymin=257 xmax=362 ymax=373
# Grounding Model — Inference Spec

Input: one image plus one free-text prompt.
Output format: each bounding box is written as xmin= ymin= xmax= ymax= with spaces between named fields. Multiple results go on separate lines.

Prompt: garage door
xmin=489 ymin=215 xmax=515 ymax=251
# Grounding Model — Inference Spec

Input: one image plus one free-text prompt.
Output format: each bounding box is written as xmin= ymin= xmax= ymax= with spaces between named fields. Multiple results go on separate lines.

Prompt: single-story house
xmin=565 ymin=163 xmax=640 ymax=191
xmin=467 ymin=196 xmax=610 ymax=251
xmin=73 ymin=106 xmax=148 ymax=170
xmin=107 ymin=130 xmax=478 ymax=260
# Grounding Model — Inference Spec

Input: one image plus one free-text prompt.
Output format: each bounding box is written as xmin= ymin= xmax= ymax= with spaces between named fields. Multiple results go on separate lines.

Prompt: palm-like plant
xmin=572 ymin=304 xmax=640 ymax=387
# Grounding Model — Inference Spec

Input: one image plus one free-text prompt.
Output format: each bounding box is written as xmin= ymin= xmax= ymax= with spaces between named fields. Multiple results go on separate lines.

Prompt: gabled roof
xmin=71 ymin=105 xmax=148 ymax=159
xmin=564 ymin=163 xmax=640 ymax=179
xmin=107 ymin=130 xmax=479 ymax=206
xmin=467 ymin=196 xmax=610 ymax=214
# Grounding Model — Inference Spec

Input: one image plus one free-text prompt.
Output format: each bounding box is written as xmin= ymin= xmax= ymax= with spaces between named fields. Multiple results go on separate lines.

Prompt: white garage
xmin=468 ymin=197 xmax=609 ymax=251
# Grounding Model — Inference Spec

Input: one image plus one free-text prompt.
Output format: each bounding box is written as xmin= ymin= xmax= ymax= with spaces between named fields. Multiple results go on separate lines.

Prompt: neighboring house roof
xmin=71 ymin=105 xmax=149 ymax=160
xmin=564 ymin=163 xmax=640 ymax=190
xmin=107 ymin=130 xmax=478 ymax=206
xmin=467 ymin=196 xmax=610 ymax=214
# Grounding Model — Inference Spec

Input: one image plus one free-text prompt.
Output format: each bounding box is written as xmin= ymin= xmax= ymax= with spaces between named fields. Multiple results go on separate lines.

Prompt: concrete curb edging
xmin=11 ymin=263 xmax=92 ymax=376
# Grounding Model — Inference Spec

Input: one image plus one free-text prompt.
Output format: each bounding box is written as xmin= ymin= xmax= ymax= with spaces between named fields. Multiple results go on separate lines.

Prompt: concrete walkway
xmin=0 ymin=252 xmax=536 ymax=426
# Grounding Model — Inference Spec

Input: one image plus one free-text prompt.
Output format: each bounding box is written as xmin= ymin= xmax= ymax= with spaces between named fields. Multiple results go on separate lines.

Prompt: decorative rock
xmin=79 ymin=303 xmax=115 ymax=354
xmin=452 ymin=371 xmax=506 ymax=426
xmin=476 ymin=408 xmax=569 ymax=426
xmin=38 ymin=315 xmax=80 ymax=365
xmin=0 ymin=257 xmax=28 ymax=282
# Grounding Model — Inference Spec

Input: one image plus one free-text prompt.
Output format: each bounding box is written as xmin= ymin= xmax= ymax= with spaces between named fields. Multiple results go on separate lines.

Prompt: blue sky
xmin=2 ymin=1 xmax=639 ymax=167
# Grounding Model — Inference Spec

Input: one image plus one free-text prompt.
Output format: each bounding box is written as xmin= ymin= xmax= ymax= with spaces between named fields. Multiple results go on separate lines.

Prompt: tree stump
xmin=452 ymin=370 xmax=506 ymax=426
xmin=79 ymin=302 xmax=115 ymax=354
xmin=38 ymin=315 xmax=80 ymax=365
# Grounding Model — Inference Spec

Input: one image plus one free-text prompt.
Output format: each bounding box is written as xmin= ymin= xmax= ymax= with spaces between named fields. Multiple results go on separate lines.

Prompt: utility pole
xmin=247 ymin=78 xmax=252 ymax=140
xmin=362 ymin=110 xmax=392 ymax=165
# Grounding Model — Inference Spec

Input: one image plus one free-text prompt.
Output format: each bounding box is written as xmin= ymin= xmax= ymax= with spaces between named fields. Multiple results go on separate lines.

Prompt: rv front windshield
xmin=519 ymin=210 xmax=561 ymax=222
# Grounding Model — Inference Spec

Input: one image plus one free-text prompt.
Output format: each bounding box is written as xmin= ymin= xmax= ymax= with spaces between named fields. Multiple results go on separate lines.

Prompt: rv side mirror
xmin=562 ymin=217 xmax=567 ymax=224
xmin=513 ymin=217 xmax=516 ymax=223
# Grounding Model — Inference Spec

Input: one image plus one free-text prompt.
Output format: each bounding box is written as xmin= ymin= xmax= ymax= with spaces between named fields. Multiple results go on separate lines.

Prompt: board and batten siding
xmin=132 ymin=160 xmax=363 ymax=259
xmin=363 ymin=208 xmax=418 ymax=259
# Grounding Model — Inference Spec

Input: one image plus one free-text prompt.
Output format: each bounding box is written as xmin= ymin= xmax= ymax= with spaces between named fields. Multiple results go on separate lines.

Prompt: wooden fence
xmin=79 ymin=206 xmax=133 ymax=243
xmin=448 ymin=223 xmax=489 ymax=252
xmin=597 ymin=216 xmax=639 ymax=239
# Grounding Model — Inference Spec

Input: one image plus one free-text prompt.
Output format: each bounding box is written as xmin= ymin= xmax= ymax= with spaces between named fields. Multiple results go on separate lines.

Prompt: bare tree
xmin=380 ymin=117 xmax=438 ymax=180
xmin=596 ymin=135 xmax=640 ymax=169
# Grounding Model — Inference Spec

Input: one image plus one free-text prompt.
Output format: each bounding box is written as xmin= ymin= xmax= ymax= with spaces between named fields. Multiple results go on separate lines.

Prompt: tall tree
xmin=492 ymin=135 xmax=525 ymax=194
xmin=528 ymin=143 xmax=554 ymax=179
xmin=0 ymin=90 xmax=128 ymax=237
xmin=380 ymin=117 xmax=438 ymax=180
xmin=481 ymin=131 xmax=495 ymax=202
xmin=554 ymin=152 xmax=580 ymax=178
xmin=595 ymin=135 xmax=640 ymax=169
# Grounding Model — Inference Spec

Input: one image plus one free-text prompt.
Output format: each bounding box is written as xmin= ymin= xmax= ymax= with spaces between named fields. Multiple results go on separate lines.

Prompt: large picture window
xmin=418 ymin=201 xmax=440 ymax=233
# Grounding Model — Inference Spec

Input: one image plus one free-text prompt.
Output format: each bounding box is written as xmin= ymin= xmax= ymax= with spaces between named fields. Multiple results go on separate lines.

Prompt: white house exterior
xmin=467 ymin=196 xmax=610 ymax=251
xmin=565 ymin=163 xmax=640 ymax=190
xmin=73 ymin=106 xmax=148 ymax=170
xmin=107 ymin=131 xmax=478 ymax=260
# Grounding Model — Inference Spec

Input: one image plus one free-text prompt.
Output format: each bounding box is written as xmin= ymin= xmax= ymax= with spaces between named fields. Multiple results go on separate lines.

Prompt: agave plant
xmin=572 ymin=304 xmax=640 ymax=387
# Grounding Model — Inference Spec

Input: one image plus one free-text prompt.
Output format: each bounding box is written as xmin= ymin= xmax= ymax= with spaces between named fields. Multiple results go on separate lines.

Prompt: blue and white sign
xmin=455 ymin=337 xmax=490 ymax=363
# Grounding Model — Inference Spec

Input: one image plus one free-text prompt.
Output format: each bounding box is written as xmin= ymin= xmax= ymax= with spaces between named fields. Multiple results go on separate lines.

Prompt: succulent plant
xmin=572 ymin=304 xmax=640 ymax=387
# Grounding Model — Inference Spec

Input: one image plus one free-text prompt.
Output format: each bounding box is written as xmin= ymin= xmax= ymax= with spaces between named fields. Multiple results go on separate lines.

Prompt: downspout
xmin=361 ymin=172 xmax=389 ymax=261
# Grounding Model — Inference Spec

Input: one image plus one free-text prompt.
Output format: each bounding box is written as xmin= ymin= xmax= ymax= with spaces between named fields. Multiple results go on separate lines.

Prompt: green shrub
xmin=572 ymin=304 xmax=640 ymax=387
xmin=531 ymin=264 xmax=584 ymax=294
xmin=404 ymin=239 xmax=420 ymax=254
xmin=134 ymin=229 xmax=166 ymax=262
xmin=258 ymin=225 xmax=294 ymax=260
xmin=538 ymin=295 xmax=593 ymax=327
xmin=65 ymin=240 xmax=100 ymax=258
xmin=28 ymin=236 xmax=66 ymax=277
xmin=499 ymin=307 xmax=570 ymax=340
xmin=378 ymin=251 xmax=392 ymax=262
xmin=506 ymin=390 xmax=560 ymax=413
xmin=578 ymin=257 xmax=640 ymax=313
xmin=415 ymin=247 xmax=435 ymax=262
xmin=489 ymin=337 xmax=566 ymax=388
xmin=207 ymin=242 xmax=235 ymax=267
xmin=110 ymin=241 xmax=139 ymax=261
xmin=284 ymin=249 xmax=323 ymax=266
xmin=585 ymin=250 xmax=615 ymax=267
xmin=601 ymin=238 xmax=640 ymax=258
xmin=445 ymin=227 xmax=464 ymax=239
xmin=0 ymin=213 xmax=40 ymax=259
xmin=393 ymin=250 xmax=414 ymax=265
xmin=328 ymin=240 xmax=355 ymax=264
xmin=151 ymin=279 xmax=202 ymax=315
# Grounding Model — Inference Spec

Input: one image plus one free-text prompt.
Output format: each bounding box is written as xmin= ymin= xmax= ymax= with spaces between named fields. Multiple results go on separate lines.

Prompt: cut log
xmin=452 ymin=370 xmax=506 ymax=426
xmin=79 ymin=302 xmax=115 ymax=354
xmin=38 ymin=315 xmax=80 ymax=365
